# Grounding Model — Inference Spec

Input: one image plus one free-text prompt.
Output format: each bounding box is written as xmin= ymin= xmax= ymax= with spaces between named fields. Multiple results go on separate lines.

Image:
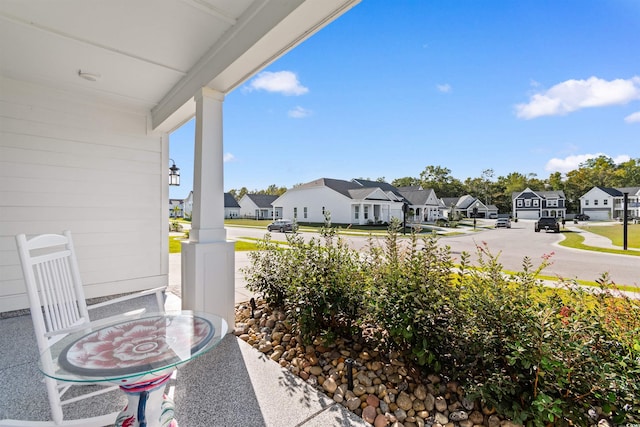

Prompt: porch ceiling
xmin=0 ymin=0 xmax=359 ymax=131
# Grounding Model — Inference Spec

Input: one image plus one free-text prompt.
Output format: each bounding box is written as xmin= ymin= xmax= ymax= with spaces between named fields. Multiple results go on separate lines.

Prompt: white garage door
xmin=586 ymin=209 xmax=609 ymax=220
xmin=517 ymin=210 xmax=539 ymax=220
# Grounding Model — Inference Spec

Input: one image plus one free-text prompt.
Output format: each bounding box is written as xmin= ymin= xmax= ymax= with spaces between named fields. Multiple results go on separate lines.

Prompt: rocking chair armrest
xmin=43 ymin=321 xmax=90 ymax=339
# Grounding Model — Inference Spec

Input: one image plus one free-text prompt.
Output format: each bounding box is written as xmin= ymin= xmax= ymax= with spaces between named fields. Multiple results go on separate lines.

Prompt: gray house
xmin=512 ymin=188 xmax=567 ymax=219
xmin=441 ymin=195 xmax=498 ymax=219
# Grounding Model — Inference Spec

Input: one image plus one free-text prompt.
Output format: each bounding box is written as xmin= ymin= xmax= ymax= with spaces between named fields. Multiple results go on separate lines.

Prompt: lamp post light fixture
xmin=169 ymin=159 xmax=180 ymax=186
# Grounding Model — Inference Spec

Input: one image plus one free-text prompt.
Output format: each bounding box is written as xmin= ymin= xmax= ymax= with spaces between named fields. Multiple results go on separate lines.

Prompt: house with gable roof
xmin=579 ymin=186 xmax=640 ymax=220
xmin=512 ymin=187 xmax=566 ymax=219
xmin=177 ymin=191 xmax=239 ymax=219
xmin=272 ymin=178 xmax=404 ymax=224
xmin=441 ymin=195 xmax=497 ymax=219
xmin=239 ymin=194 xmax=282 ymax=220
xmin=398 ymin=187 xmax=445 ymax=222
xmin=353 ymin=180 xmax=447 ymax=223
xmin=224 ymin=193 xmax=241 ymax=219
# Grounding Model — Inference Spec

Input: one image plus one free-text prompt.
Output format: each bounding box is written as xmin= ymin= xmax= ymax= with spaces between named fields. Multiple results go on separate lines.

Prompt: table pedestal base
xmin=115 ymin=374 xmax=177 ymax=427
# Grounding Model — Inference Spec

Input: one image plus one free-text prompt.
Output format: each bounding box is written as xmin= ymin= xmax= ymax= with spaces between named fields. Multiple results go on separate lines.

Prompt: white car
xmin=495 ymin=218 xmax=511 ymax=228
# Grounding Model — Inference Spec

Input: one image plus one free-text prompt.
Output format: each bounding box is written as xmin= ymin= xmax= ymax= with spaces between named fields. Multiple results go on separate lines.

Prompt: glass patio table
xmin=40 ymin=310 xmax=228 ymax=427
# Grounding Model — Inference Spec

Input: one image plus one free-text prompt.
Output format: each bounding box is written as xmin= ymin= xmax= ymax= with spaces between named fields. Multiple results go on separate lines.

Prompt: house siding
xmin=0 ymin=78 xmax=168 ymax=312
xmin=275 ymin=186 xmax=353 ymax=224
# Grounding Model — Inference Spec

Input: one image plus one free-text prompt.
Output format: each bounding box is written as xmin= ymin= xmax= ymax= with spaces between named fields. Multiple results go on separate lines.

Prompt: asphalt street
xmin=225 ymin=220 xmax=639 ymax=288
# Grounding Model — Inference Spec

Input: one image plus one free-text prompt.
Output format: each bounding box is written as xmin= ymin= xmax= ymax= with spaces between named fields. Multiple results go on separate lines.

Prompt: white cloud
xmin=288 ymin=106 xmax=312 ymax=119
xmin=223 ymin=153 xmax=235 ymax=163
xmin=545 ymin=153 xmax=631 ymax=173
xmin=624 ymin=111 xmax=640 ymax=123
xmin=246 ymin=71 xmax=309 ymax=96
xmin=436 ymin=83 xmax=451 ymax=93
xmin=515 ymin=76 xmax=640 ymax=119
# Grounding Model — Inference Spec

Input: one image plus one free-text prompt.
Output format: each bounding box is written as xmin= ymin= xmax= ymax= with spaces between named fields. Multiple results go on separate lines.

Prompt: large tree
xmin=419 ymin=165 xmax=465 ymax=197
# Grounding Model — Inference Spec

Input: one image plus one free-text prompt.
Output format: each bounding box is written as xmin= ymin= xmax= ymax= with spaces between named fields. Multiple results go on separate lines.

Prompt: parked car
xmin=534 ymin=217 xmax=560 ymax=233
xmin=267 ymin=219 xmax=293 ymax=232
xmin=495 ymin=218 xmax=511 ymax=228
xmin=575 ymin=214 xmax=590 ymax=221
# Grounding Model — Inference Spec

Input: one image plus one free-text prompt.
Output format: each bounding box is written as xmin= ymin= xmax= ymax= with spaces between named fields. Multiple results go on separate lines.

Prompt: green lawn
xmin=558 ymin=230 xmax=640 ymax=257
xmin=579 ymin=223 xmax=640 ymax=248
xmin=169 ymin=235 xmax=262 ymax=253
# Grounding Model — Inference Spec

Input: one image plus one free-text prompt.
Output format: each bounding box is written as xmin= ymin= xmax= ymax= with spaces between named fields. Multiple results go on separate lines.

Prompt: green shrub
xmin=367 ymin=219 xmax=459 ymax=372
xmin=242 ymin=219 xmax=640 ymax=425
xmin=244 ymin=214 xmax=366 ymax=343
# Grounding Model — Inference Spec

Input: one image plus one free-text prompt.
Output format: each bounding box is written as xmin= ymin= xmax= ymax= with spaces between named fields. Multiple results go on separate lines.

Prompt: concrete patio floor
xmin=0 ymin=252 xmax=367 ymax=426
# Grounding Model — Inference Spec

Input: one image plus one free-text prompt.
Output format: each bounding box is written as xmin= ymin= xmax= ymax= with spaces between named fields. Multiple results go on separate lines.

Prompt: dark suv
xmin=534 ymin=217 xmax=560 ymax=233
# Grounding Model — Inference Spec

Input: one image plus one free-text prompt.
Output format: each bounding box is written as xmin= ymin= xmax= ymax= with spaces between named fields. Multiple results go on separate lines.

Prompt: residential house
xmin=397 ymin=187 xmax=445 ymax=222
xmin=512 ymin=188 xmax=567 ymax=219
xmin=239 ymin=194 xmax=282 ymax=219
xmin=224 ymin=193 xmax=241 ymax=219
xmin=580 ymin=186 xmax=640 ymax=220
xmin=441 ymin=195 xmax=497 ymax=219
xmin=0 ymin=0 xmax=360 ymax=333
xmin=175 ymin=191 xmax=238 ymax=219
xmin=169 ymin=199 xmax=184 ymax=218
xmin=272 ymin=178 xmax=404 ymax=225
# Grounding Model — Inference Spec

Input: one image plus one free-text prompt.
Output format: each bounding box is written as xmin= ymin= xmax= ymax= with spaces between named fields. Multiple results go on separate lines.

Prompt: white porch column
xmin=181 ymin=87 xmax=235 ymax=330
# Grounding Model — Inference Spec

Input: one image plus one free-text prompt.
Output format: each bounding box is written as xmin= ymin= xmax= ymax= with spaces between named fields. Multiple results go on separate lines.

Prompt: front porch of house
xmin=0 ymin=252 xmax=367 ymax=427
xmin=352 ymin=202 xmax=403 ymax=225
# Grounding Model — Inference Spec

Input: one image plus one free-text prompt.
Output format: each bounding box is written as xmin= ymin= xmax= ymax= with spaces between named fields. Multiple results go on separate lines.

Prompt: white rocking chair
xmin=2 ymin=230 xmax=166 ymax=427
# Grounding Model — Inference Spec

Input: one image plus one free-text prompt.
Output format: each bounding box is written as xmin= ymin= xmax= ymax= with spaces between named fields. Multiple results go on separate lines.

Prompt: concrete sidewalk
xmin=0 ymin=252 xmax=367 ymax=427
xmin=565 ymin=224 xmax=640 ymax=251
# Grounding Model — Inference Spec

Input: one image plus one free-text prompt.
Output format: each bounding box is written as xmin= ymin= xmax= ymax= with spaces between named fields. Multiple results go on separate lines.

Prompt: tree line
xmin=228 ymin=155 xmax=640 ymax=214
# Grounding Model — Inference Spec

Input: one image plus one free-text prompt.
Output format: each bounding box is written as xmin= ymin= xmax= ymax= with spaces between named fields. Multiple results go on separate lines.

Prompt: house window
xmin=594 ymin=200 xmax=598 ymax=206
xmin=524 ymin=199 xmax=531 ymax=207
xmin=293 ymin=207 xmax=297 ymax=219
xmin=354 ymin=206 xmax=359 ymax=219
xmin=533 ymin=199 xmax=539 ymax=207
xmin=585 ymin=200 xmax=589 ymax=206
xmin=364 ymin=206 xmax=369 ymax=220
xmin=604 ymin=199 xmax=608 ymax=205
xmin=517 ymin=199 xmax=523 ymax=207
xmin=322 ymin=206 xmax=325 ymax=215
xmin=304 ymin=207 xmax=308 ymax=219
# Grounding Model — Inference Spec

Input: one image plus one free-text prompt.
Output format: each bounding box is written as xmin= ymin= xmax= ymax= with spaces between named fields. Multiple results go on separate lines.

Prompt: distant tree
xmin=547 ymin=171 xmax=564 ymax=191
xmin=236 ymin=187 xmax=249 ymax=199
xmin=612 ymin=158 xmax=640 ymax=186
xmin=258 ymin=184 xmax=287 ymax=196
xmin=391 ymin=176 xmax=421 ymax=188
xmin=419 ymin=165 xmax=465 ymax=197
xmin=463 ymin=176 xmax=483 ymax=199
xmin=481 ymin=169 xmax=495 ymax=205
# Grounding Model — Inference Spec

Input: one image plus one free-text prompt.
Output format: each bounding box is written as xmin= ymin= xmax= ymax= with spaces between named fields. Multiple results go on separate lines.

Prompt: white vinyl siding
xmin=0 ymin=78 xmax=167 ymax=312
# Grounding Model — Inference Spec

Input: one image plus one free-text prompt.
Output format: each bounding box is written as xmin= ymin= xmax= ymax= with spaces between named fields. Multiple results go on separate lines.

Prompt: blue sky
xmin=169 ymin=0 xmax=640 ymax=199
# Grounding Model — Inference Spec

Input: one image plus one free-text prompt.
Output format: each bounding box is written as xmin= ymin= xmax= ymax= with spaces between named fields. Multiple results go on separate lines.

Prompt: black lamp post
xmin=402 ymin=202 xmax=408 ymax=235
xmin=169 ymin=159 xmax=180 ymax=186
xmin=472 ymin=202 xmax=479 ymax=230
xmin=623 ymin=192 xmax=629 ymax=251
